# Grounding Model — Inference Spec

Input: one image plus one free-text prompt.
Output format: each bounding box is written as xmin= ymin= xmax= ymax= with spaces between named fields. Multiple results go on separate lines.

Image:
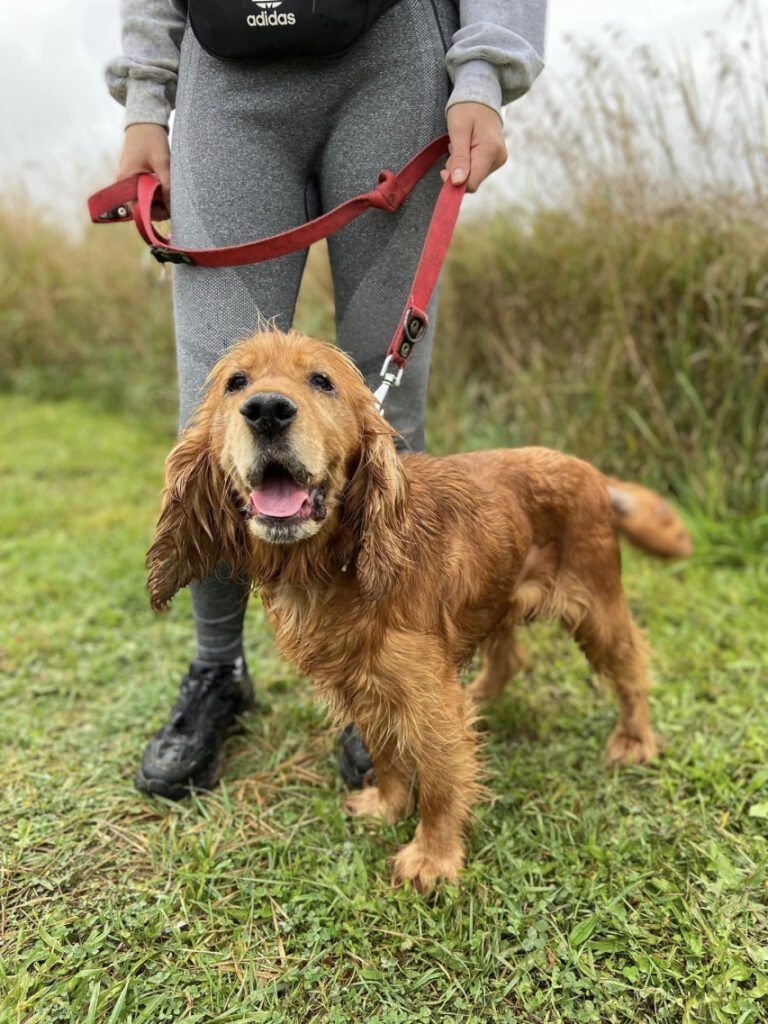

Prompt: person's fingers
xmin=466 ymin=141 xmax=507 ymax=192
xmin=465 ymin=145 xmax=491 ymax=193
xmin=117 ymin=132 xmax=172 ymax=217
xmin=445 ymin=116 xmax=472 ymax=185
xmin=155 ymin=153 xmax=172 ymax=213
xmin=115 ymin=156 xmax=170 ymax=217
xmin=116 ymin=154 xmax=138 ymax=181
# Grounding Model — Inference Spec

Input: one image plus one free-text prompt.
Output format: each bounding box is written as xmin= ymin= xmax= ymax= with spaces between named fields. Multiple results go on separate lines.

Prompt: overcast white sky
xmin=0 ymin=0 xmax=744 ymax=193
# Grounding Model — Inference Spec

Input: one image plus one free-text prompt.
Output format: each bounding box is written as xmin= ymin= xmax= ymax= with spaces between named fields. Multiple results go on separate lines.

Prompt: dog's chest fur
xmin=261 ymin=576 xmax=378 ymax=697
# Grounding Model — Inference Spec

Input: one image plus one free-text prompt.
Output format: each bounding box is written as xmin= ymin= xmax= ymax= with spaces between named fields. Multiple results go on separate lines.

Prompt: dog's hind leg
xmin=343 ymin=735 xmax=415 ymax=825
xmin=467 ymin=620 xmax=529 ymax=705
xmin=566 ymin=590 xmax=659 ymax=766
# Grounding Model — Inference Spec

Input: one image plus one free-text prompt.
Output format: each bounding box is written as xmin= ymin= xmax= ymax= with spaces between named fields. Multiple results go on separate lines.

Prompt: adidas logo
xmin=249 ymin=0 xmax=296 ymax=27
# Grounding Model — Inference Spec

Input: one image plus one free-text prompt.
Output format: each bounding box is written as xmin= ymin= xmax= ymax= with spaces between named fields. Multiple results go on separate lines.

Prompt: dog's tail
xmin=604 ymin=477 xmax=693 ymax=560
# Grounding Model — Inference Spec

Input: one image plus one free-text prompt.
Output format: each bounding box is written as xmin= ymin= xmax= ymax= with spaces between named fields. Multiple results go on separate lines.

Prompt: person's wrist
xmin=444 ymin=99 xmax=505 ymax=128
xmin=125 ymin=122 xmax=169 ymax=135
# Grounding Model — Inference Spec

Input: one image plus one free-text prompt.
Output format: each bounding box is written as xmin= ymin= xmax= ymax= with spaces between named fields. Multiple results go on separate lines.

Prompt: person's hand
xmin=116 ymin=122 xmax=171 ymax=218
xmin=442 ymin=102 xmax=508 ymax=193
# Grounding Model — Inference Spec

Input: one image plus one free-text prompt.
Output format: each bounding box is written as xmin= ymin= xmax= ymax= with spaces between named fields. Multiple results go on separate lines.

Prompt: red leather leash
xmin=373 ymin=165 xmax=465 ymax=407
xmin=87 ymin=133 xmax=465 ymax=409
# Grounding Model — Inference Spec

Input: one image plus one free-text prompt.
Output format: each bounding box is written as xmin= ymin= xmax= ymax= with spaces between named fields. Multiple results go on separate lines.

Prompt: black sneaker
xmin=337 ymin=723 xmax=375 ymax=789
xmin=135 ymin=657 xmax=255 ymax=800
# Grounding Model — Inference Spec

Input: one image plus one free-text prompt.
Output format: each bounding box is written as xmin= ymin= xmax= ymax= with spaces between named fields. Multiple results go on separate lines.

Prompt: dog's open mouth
xmin=248 ymin=462 xmax=326 ymax=526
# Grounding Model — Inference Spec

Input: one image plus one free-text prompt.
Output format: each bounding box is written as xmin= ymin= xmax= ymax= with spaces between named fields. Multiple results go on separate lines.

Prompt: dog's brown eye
xmin=309 ymin=372 xmax=335 ymax=394
xmin=226 ymin=372 xmax=249 ymax=393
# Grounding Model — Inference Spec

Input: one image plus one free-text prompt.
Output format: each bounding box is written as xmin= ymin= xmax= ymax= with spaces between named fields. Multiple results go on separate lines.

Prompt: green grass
xmin=1 ymin=396 xmax=767 ymax=1023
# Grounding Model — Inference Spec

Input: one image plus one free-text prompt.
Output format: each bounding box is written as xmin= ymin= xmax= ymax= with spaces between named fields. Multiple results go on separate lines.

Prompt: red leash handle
xmin=87 ymin=135 xmax=451 ymax=268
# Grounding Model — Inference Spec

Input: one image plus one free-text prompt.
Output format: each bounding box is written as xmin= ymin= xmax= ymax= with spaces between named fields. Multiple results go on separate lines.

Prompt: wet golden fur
xmin=148 ymin=330 xmax=662 ymax=890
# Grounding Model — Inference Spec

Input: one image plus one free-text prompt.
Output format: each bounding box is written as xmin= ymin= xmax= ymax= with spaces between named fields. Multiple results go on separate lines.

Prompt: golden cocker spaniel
xmin=148 ymin=330 xmax=681 ymax=890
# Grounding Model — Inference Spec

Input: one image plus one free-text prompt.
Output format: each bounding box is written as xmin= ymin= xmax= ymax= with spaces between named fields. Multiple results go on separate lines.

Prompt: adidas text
xmin=247 ymin=12 xmax=297 ymax=26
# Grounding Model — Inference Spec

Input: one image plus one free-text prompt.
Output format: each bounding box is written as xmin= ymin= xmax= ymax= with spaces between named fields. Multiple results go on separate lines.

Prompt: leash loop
xmin=370 ymin=169 xmax=407 ymax=212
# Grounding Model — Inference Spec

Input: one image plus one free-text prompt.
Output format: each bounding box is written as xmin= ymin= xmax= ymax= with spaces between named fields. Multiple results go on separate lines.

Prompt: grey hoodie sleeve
xmin=446 ymin=0 xmax=547 ymax=117
xmin=106 ymin=0 xmax=186 ymax=128
xmin=106 ymin=0 xmax=546 ymax=129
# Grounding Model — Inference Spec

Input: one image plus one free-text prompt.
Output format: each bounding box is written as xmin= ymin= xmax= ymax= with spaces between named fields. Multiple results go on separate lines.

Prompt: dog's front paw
xmin=605 ymin=726 xmax=661 ymax=766
xmin=343 ymin=786 xmax=400 ymax=824
xmin=391 ymin=838 xmax=464 ymax=892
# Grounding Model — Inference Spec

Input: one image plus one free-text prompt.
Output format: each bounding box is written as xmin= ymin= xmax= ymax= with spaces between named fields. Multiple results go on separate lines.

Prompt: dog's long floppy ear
xmin=346 ymin=406 xmax=410 ymax=601
xmin=146 ymin=417 xmax=248 ymax=611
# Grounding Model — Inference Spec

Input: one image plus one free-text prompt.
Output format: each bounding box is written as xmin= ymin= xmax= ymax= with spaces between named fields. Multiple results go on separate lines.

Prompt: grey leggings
xmin=170 ymin=0 xmax=457 ymax=664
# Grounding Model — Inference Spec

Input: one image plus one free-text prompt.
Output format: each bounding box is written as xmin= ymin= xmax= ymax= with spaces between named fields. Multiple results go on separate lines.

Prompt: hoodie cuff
xmin=124 ymin=77 xmax=172 ymax=129
xmin=446 ymin=60 xmax=504 ymax=120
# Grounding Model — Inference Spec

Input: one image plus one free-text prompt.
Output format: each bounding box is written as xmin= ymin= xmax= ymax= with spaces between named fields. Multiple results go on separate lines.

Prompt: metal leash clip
xmin=373 ymin=354 xmax=404 ymax=413
xmin=149 ymin=245 xmax=195 ymax=266
xmin=373 ymin=307 xmax=429 ymax=413
xmin=98 ymin=205 xmax=131 ymax=222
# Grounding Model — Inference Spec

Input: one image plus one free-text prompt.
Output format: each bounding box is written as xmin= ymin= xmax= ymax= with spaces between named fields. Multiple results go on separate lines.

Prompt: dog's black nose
xmin=240 ymin=392 xmax=298 ymax=439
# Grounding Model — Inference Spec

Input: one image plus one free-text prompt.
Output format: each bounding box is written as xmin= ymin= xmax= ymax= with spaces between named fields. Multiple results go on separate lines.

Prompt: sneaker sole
xmin=134 ymin=759 xmax=219 ymax=801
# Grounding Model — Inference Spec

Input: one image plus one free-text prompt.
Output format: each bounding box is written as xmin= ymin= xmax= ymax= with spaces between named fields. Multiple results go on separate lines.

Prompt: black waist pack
xmin=188 ymin=0 xmax=404 ymax=60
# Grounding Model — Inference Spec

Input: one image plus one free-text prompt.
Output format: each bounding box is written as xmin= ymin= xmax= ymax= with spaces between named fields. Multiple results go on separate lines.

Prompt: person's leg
xmin=138 ymin=1 xmax=459 ymax=795
xmin=321 ymin=0 xmax=456 ymax=452
xmin=136 ymin=26 xmax=318 ymax=797
xmin=321 ymin=0 xmax=457 ymax=784
xmin=171 ymin=26 xmax=322 ymax=669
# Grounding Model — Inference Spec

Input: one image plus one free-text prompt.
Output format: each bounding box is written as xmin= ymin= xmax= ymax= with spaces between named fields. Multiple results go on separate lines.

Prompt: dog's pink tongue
xmin=249 ymin=477 xmax=309 ymax=518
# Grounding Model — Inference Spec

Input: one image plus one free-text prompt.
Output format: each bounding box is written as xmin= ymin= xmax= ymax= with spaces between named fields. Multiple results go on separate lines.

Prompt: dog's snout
xmin=240 ymin=392 xmax=298 ymax=439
